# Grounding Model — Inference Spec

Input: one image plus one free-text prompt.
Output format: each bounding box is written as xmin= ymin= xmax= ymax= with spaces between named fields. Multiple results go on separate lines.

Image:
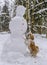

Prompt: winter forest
xmin=0 ymin=0 xmax=47 ymax=65
xmin=0 ymin=0 xmax=47 ymax=35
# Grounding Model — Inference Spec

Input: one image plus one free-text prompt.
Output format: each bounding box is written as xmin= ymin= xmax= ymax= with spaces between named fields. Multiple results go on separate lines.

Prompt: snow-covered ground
xmin=0 ymin=33 xmax=47 ymax=65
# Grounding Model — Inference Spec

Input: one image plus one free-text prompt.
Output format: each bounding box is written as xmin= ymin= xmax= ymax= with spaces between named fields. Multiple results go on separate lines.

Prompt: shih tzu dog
xmin=25 ymin=32 xmax=39 ymax=57
xmin=28 ymin=40 xmax=39 ymax=57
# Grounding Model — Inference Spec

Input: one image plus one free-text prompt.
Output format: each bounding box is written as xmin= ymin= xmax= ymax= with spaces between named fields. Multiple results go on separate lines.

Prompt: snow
xmin=36 ymin=0 xmax=39 ymax=3
xmin=45 ymin=0 xmax=47 ymax=2
xmin=0 ymin=0 xmax=14 ymax=3
xmin=0 ymin=0 xmax=4 ymax=11
xmin=0 ymin=0 xmax=4 ymax=3
xmin=0 ymin=33 xmax=10 ymax=57
xmin=0 ymin=33 xmax=47 ymax=65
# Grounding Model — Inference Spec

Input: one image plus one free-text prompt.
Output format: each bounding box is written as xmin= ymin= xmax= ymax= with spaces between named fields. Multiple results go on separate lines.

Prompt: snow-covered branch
xmin=35 ymin=2 xmax=44 ymax=7
xmin=32 ymin=8 xmax=47 ymax=15
xmin=34 ymin=25 xmax=47 ymax=28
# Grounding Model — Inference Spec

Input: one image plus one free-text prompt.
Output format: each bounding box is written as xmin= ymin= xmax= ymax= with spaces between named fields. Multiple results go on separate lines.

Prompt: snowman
xmin=1 ymin=5 xmax=27 ymax=62
xmin=9 ymin=5 xmax=27 ymax=53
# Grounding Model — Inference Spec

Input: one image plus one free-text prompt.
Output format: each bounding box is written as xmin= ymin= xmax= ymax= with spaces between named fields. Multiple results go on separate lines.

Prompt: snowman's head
xmin=16 ymin=5 xmax=26 ymax=16
xmin=9 ymin=17 xmax=27 ymax=37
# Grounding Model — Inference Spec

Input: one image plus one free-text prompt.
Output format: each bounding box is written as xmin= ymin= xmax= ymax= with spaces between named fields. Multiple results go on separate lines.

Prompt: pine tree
xmin=23 ymin=0 xmax=47 ymax=34
xmin=0 ymin=17 xmax=1 ymax=31
xmin=1 ymin=1 xmax=11 ymax=31
xmin=31 ymin=0 xmax=47 ymax=34
xmin=13 ymin=0 xmax=17 ymax=17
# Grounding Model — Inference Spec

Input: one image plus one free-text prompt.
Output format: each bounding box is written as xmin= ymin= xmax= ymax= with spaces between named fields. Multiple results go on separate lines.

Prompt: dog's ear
xmin=28 ymin=34 xmax=34 ymax=40
xmin=36 ymin=46 xmax=39 ymax=51
xmin=30 ymin=34 xmax=34 ymax=40
xmin=36 ymin=46 xmax=38 ymax=48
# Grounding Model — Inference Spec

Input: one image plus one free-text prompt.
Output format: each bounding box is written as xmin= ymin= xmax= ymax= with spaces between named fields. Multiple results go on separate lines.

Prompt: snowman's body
xmin=9 ymin=16 xmax=27 ymax=53
xmin=1 ymin=5 xmax=27 ymax=62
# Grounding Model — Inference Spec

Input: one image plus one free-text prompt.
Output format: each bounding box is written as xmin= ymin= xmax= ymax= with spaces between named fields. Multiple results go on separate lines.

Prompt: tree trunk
xmin=46 ymin=33 xmax=47 ymax=38
xmin=46 ymin=30 xmax=47 ymax=38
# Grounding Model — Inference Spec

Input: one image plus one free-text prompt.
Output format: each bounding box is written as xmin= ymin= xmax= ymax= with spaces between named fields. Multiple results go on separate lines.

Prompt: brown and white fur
xmin=28 ymin=40 xmax=39 ymax=57
xmin=25 ymin=32 xmax=39 ymax=57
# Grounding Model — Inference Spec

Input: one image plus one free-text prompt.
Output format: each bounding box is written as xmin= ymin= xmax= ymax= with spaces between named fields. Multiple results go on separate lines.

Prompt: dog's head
xmin=26 ymin=33 xmax=34 ymax=40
